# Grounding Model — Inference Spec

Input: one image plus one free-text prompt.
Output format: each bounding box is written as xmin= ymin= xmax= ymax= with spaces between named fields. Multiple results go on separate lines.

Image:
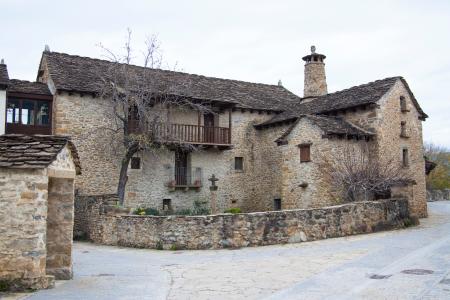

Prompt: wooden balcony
xmin=129 ymin=122 xmax=232 ymax=148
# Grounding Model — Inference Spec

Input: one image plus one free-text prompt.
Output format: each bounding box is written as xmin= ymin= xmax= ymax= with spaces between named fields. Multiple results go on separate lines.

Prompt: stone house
xmin=1 ymin=46 xmax=428 ymax=217
xmin=0 ymin=134 xmax=80 ymax=290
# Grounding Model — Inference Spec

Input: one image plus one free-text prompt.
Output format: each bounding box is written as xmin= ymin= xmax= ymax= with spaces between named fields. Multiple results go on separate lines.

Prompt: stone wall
xmin=46 ymin=177 xmax=75 ymax=280
xmin=76 ymin=196 xmax=410 ymax=250
xmin=427 ymin=189 xmax=450 ymax=201
xmin=372 ymin=79 xmax=427 ymax=217
xmin=0 ymin=169 xmax=53 ymax=290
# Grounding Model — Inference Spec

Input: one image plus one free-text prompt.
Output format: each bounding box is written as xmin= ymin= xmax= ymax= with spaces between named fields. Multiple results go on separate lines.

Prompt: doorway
xmin=175 ymin=150 xmax=189 ymax=185
xmin=204 ymin=113 xmax=215 ymax=143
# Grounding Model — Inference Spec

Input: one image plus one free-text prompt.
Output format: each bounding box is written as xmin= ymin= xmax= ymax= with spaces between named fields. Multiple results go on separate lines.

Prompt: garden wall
xmin=74 ymin=196 xmax=410 ymax=250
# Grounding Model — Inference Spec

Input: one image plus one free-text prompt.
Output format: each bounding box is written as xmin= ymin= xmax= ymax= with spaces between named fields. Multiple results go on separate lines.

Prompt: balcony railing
xmin=129 ymin=122 xmax=231 ymax=145
xmin=168 ymin=167 xmax=203 ymax=188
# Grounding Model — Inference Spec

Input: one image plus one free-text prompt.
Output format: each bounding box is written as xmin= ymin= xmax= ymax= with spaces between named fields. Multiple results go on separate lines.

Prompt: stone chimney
xmin=302 ymin=46 xmax=327 ymax=97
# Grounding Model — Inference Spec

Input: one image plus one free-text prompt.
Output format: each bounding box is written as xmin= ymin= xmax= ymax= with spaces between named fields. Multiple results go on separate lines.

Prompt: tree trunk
xmin=117 ymin=147 xmax=138 ymax=205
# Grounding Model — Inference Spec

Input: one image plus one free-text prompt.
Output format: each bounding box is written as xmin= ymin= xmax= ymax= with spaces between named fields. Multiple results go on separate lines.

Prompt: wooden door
xmin=204 ymin=113 xmax=215 ymax=143
xmin=175 ymin=150 xmax=188 ymax=185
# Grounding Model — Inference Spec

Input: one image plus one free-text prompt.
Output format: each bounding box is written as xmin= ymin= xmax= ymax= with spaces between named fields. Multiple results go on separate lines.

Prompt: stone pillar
xmin=302 ymin=46 xmax=327 ymax=97
xmin=46 ymin=177 xmax=75 ymax=280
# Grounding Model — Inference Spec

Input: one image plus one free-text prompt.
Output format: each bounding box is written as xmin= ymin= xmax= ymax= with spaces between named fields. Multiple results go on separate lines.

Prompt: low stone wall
xmin=427 ymin=189 xmax=450 ymax=202
xmin=75 ymin=196 xmax=410 ymax=250
xmin=73 ymin=194 xmax=120 ymax=240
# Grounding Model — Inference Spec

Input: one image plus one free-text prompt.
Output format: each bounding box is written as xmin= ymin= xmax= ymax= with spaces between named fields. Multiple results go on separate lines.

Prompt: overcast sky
xmin=2 ymin=0 xmax=450 ymax=146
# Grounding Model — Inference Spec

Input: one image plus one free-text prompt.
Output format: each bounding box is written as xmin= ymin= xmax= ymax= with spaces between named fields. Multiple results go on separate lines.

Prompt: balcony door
xmin=175 ymin=150 xmax=189 ymax=186
xmin=204 ymin=113 xmax=215 ymax=143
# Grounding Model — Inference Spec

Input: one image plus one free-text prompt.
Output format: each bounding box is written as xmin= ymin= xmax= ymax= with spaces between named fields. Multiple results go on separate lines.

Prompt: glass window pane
xmin=6 ymin=100 xmax=20 ymax=124
xmin=36 ymin=101 xmax=50 ymax=125
xmin=21 ymin=100 xmax=35 ymax=125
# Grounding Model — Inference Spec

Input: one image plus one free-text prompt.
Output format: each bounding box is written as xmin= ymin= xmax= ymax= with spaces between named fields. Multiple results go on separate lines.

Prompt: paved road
xmin=21 ymin=201 xmax=450 ymax=300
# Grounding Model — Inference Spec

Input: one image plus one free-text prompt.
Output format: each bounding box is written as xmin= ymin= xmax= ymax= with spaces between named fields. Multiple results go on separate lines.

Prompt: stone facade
xmin=0 ymin=168 xmax=53 ymax=290
xmin=0 ymin=142 xmax=77 ymax=291
xmin=75 ymin=196 xmax=410 ymax=250
xmin=372 ymin=80 xmax=427 ymax=217
xmin=31 ymin=49 xmax=428 ymax=218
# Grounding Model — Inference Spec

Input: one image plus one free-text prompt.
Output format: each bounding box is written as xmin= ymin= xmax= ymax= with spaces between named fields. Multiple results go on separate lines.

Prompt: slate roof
xmin=8 ymin=79 xmax=52 ymax=95
xmin=275 ymin=115 xmax=374 ymax=143
xmin=258 ymin=77 xmax=428 ymax=126
xmin=41 ymin=51 xmax=301 ymax=110
xmin=0 ymin=64 xmax=9 ymax=87
xmin=0 ymin=135 xmax=81 ymax=174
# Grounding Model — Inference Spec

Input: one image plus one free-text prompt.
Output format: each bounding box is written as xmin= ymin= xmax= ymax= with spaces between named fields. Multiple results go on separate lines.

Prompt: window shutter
xmin=300 ymin=144 xmax=311 ymax=162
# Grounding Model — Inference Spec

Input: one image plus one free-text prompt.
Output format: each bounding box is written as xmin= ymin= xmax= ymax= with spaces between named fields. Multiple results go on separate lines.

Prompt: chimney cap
xmin=278 ymin=79 xmax=283 ymax=86
xmin=302 ymin=45 xmax=326 ymax=62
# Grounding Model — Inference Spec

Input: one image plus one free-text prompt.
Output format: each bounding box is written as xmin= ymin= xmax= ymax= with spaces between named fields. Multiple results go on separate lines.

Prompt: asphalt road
xmin=18 ymin=201 xmax=450 ymax=300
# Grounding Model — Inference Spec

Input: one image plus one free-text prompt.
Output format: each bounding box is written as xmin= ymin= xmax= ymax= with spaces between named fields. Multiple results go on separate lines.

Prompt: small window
xmin=163 ymin=199 xmax=172 ymax=211
xmin=234 ymin=157 xmax=244 ymax=171
xmin=402 ymin=148 xmax=409 ymax=167
xmin=400 ymin=121 xmax=407 ymax=137
xmin=400 ymin=96 xmax=408 ymax=112
xmin=130 ymin=157 xmax=141 ymax=169
xmin=274 ymin=199 xmax=282 ymax=211
xmin=299 ymin=144 xmax=311 ymax=162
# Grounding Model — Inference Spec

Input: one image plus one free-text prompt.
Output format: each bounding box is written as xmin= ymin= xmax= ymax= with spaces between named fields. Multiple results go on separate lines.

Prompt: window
xmin=130 ymin=157 xmax=141 ymax=169
xmin=400 ymin=96 xmax=408 ymax=112
xmin=299 ymin=144 xmax=311 ymax=162
xmin=5 ymin=98 xmax=52 ymax=135
xmin=234 ymin=157 xmax=244 ymax=171
xmin=6 ymin=100 xmax=20 ymax=124
xmin=163 ymin=199 xmax=172 ymax=211
xmin=36 ymin=102 xmax=50 ymax=125
xmin=400 ymin=121 xmax=408 ymax=137
xmin=274 ymin=199 xmax=282 ymax=211
xmin=402 ymin=148 xmax=409 ymax=167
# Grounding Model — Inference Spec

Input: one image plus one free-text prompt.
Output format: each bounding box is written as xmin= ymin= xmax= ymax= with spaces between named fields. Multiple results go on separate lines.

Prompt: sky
xmin=2 ymin=0 xmax=450 ymax=147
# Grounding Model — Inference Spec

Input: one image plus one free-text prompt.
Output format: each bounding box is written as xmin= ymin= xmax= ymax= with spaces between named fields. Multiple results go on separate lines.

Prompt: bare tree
xmin=318 ymin=143 xmax=412 ymax=202
xmin=96 ymin=30 xmax=211 ymax=204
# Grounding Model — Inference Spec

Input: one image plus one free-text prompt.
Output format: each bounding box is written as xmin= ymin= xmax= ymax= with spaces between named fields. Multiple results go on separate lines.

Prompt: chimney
xmin=302 ymin=46 xmax=327 ymax=97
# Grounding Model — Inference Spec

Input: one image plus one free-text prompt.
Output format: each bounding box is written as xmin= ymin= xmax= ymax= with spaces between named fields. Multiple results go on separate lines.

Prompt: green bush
xmin=144 ymin=208 xmax=159 ymax=216
xmin=224 ymin=208 xmax=242 ymax=214
xmin=133 ymin=207 xmax=159 ymax=216
xmin=192 ymin=200 xmax=210 ymax=215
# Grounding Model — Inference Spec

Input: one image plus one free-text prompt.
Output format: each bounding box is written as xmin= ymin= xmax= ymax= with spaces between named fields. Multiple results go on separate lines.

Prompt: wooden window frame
xmin=5 ymin=95 xmax=53 ymax=135
xmin=299 ymin=143 xmax=312 ymax=163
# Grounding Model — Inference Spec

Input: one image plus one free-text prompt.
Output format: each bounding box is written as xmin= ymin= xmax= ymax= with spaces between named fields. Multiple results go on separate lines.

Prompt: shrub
xmin=133 ymin=207 xmax=159 ymax=216
xmin=224 ymin=208 xmax=242 ymax=214
xmin=192 ymin=199 xmax=210 ymax=215
xmin=144 ymin=208 xmax=159 ymax=216
xmin=156 ymin=241 xmax=164 ymax=250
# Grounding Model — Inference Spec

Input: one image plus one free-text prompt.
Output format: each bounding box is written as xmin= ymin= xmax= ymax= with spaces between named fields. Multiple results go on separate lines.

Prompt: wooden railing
xmin=130 ymin=122 xmax=231 ymax=145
